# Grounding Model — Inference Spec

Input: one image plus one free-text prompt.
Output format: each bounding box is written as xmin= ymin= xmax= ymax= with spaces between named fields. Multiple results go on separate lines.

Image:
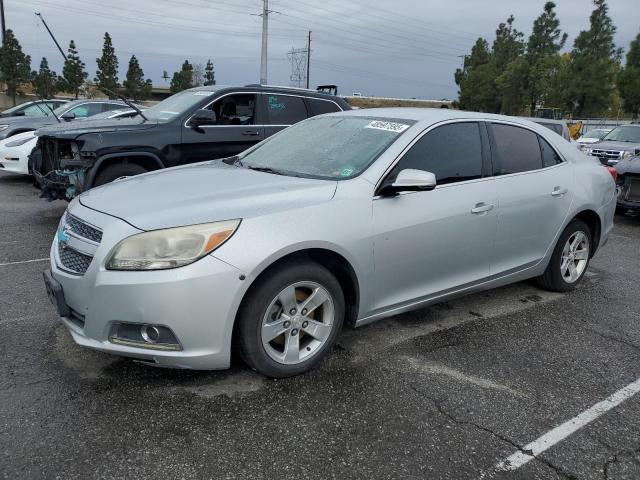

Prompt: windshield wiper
xmin=33 ymin=98 xmax=61 ymax=123
xmin=246 ymin=165 xmax=286 ymax=176
xmin=97 ymin=86 xmax=148 ymax=121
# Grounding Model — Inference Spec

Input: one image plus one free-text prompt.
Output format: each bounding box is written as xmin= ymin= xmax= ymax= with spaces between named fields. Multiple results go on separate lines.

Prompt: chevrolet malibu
xmin=44 ymin=109 xmax=616 ymax=377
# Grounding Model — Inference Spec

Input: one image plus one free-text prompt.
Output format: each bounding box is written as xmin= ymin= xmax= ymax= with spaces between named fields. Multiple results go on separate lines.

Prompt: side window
xmin=211 ymin=94 xmax=256 ymax=125
xmin=68 ymin=103 xmax=102 ymax=118
xmin=23 ymin=105 xmax=47 ymax=117
xmin=307 ymin=98 xmax=341 ymax=116
xmin=102 ymin=103 xmax=123 ymax=112
xmin=539 ymin=136 xmax=563 ymax=167
xmin=491 ymin=124 xmax=542 ymax=174
xmin=264 ymin=94 xmax=308 ymax=125
xmin=388 ymin=122 xmax=483 ymax=185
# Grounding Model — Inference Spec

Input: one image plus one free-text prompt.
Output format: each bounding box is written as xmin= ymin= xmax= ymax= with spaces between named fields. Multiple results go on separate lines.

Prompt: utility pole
xmin=0 ymin=0 xmax=6 ymax=45
xmin=35 ymin=12 xmax=66 ymax=61
xmin=259 ymin=0 xmax=269 ymax=85
xmin=306 ymin=31 xmax=311 ymax=89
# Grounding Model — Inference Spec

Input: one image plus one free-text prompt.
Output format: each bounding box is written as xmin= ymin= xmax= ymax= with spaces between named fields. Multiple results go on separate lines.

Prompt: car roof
xmin=334 ymin=107 xmax=553 ymax=127
xmin=186 ymin=84 xmax=345 ymax=101
xmin=63 ymin=99 xmax=126 ymax=107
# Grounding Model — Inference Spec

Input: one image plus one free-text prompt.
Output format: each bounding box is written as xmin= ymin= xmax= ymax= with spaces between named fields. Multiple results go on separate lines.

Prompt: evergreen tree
xmin=32 ymin=57 xmax=58 ymax=99
xmin=123 ymin=55 xmax=152 ymax=101
xmin=60 ymin=40 xmax=88 ymax=99
xmin=0 ymin=30 xmax=32 ymax=105
xmin=455 ymin=38 xmax=499 ymax=112
xmin=492 ymin=16 xmax=525 ymax=72
xmin=618 ymin=31 xmax=640 ymax=119
xmin=170 ymin=60 xmax=194 ymax=93
xmin=565 ymin=0 xmax=621 ymax=116
xmin=95 ymin=32 xmax=119 ymax=97
xmin=492 ymin=15 xmax=526 ymax=113
xmin=204 ymin=59 xmax=216 ymax=86
xmin=526 ymin=2 xmax=568 ymax=112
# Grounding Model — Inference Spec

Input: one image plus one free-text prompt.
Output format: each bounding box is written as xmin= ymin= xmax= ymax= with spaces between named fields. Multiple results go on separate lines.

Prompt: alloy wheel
xmin=261 ymin=281 xmax=335 ymax=365
xmin=560 ymin=230 xmax=590 ymax=283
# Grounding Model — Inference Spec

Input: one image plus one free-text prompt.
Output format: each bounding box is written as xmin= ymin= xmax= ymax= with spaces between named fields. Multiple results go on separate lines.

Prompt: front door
xmin=372 ymin=122 xmax=497 ymax=311
xmin=180 ymin=93 xmax=264 ymax=164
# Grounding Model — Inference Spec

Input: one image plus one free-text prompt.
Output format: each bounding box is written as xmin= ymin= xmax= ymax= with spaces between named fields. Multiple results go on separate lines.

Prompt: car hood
xmin=0 ymin=115 xmax=55 ymax=128
xmin=79 ymin=161 xmax=338 ymax=231
xmin=36 ymin=118 xmax=158 ymax=139
xmin=589 ymin=140 xmax=640 ymax=151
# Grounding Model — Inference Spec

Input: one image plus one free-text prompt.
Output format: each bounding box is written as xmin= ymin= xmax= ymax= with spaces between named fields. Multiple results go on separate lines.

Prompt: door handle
xmin=551 ymin=187 xmax=568 ymax=196
xmin=242 ymin=130 xmax=260 ymax=136
xmin=471 ymin=202 xmax=494 ymax=214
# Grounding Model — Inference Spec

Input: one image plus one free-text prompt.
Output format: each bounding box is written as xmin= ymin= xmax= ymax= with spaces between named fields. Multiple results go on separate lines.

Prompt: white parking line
xmin=496 ymin=377 xmax=640 ymax=471
xmin=0 ymin=258 xmax=49 ymax=267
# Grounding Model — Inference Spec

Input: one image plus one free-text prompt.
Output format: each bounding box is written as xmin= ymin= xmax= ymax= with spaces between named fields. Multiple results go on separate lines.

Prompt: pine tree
xmin=565 ymin=0 xmax=621 ymax=116
xmin=204 ymin=59 xmax=216 ymax=86
xmin=526 ymin=2 xmax=568 ymax=113
xmin=60 ymin=40 xmax=88 ymax=99
xmin=618 ymin=31 xmax=640 ymax=119
xmin=170 ymin=60 xmax=194 ymax=93
xmin=32 ymin=57 xmax=58 ymax=99
xmin=123 ymin=55 xmax=152 ymax=101
xmin=0 ymin=30 xmax=32 ymax=106
xmin=95 ymin=32 xmax=119 ymax=98
xmin=455 ymin=38 xmax=499 ymax=112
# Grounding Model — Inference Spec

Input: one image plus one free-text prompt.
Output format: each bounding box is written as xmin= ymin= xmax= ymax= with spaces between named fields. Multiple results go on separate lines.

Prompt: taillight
xmin=606 ymin=166 xmax=617 ymax=182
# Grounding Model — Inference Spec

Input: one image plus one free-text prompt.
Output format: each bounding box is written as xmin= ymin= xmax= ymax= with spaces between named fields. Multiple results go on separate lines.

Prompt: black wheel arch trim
xmin=85 ymin=151 xmax=165 ymax=188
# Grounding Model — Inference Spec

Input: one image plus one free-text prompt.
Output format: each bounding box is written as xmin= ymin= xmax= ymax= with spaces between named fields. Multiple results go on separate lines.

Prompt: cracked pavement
xmin=1 ymin=170 xmax=639 ymax=479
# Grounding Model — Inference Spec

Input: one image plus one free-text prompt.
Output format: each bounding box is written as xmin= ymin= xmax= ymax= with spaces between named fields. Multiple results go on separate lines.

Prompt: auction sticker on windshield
xmin=365 ymin=120 xmax=410 ymax=133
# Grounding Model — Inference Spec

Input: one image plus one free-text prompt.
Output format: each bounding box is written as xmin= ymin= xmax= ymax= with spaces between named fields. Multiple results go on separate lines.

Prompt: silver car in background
xmin=44 ymin=109 xmax=616 ymax=377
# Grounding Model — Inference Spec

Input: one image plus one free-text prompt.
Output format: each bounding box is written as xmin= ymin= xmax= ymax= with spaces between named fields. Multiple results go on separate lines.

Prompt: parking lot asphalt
xmin=1 ymin=170 xmax=639 ymax=480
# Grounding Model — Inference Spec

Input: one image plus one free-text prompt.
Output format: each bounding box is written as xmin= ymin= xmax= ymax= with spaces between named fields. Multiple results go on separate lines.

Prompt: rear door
xmin=180 ymin=92 xmax=264 ymax=164
xmin=262 ymin=93 xmax=309 ymax=138
xmin=488 ymin=122 xmax=573 ymax=275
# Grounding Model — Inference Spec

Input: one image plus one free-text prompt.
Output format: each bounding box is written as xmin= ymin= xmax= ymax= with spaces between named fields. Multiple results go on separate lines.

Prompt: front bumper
xmin=48 ymin=203 xmax=248 ymax=370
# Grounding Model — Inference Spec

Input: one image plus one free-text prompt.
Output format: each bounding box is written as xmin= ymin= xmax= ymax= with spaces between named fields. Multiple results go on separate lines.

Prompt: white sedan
xmin=0 ymin=131 xmax=36 ymax=175
xmin=0 ymin=109 xmax=140 ymax=176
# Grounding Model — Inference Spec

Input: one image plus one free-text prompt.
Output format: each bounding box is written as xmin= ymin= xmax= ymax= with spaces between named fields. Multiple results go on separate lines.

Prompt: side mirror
xmin=188 ymin=109 xmax=217 ymax=128
xmin=380 ymin=169 xmax=437 ymax=196
xmin=61 ymin=112 xmax=75 ymax=122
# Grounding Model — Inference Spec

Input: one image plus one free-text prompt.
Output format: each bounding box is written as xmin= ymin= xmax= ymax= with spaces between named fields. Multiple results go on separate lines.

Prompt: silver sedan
xmin=44 ymin=109 xmax=617 ymax=377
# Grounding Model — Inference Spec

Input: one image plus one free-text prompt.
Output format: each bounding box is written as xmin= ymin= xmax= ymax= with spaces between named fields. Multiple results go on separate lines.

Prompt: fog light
xmin=141 ymin=325 xmax=161 ymax=343
xmin=109 ymin=322 xmax=182 ymax=351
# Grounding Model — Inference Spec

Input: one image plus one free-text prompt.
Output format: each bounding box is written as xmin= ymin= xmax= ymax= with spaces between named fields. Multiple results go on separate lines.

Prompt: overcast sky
xmin=7 ymin=0 xmax=640 ymax=100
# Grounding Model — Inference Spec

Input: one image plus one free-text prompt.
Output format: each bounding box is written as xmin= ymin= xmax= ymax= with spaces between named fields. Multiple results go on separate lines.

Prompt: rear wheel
xmin=93 ymin=163 xmax=148 ymax=187
xmin=237 ymin=261 xmax=345 ymax=378
xmin=537 ymin=219 xmax=592 ymax=292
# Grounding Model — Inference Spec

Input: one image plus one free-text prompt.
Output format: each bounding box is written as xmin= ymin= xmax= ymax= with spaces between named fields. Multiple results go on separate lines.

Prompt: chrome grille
xmin=65 ymin=214 xmax=103 ymax=243
xmin=591 ymin=149 xmax=623 ymax=164
xmin=58 ymin=243 xmax=93 ymax=274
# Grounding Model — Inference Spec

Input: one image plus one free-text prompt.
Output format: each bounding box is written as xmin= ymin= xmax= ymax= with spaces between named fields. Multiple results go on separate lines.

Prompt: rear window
xmin=307 ymin=98 xmax=342 ymax=116
xmin=265 ymin=94 xmax=308 ymax=125
xmin=491 ymin=124 xmax=542 ymax=174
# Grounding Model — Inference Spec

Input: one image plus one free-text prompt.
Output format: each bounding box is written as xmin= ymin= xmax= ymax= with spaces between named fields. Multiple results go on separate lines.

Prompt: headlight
xmin=622 ymin=151 xmax=637 ymax=160
xmin=106 ymin=220 xmax=241 ymax=271
xmin=0 ymin=125 xmax=8 ymax=131
xmin=6 ymin=135 xmax=34 ymax=147
xmin=583 ymin=148 xmax=592 ymax=155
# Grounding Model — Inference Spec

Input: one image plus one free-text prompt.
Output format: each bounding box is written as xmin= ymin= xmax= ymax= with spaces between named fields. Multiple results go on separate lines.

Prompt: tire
xmin=237 ymin=260 xmax=345 ymax=378
xmin=93 ymin=163 xmax=149 ymax=187
xmin=536 ymin=219 xmax=592 ymax=292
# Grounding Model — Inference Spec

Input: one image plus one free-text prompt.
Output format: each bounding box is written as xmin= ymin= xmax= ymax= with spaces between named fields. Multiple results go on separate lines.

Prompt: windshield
xmin=2 ymin=103 xmax=29 ymax=114
xmin=603 ymin=126 xmax=640 ymax=143
xmin=237 ymin=116 xmax=414 ymax=180
xmin=584 ymin=129 xmax=610 ymax=139
xmin=143 ymin=90 xmax=215 ymax=121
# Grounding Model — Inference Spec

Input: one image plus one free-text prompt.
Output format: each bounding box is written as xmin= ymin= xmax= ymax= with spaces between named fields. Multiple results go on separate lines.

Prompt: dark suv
xmin=31 ymin=85 xmax=351 ymax=200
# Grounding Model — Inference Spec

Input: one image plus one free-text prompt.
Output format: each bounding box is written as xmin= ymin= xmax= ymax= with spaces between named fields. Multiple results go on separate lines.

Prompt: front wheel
xmin=537 ymin=219 xmax=592 ymax=292
xmin=93 ymin=163 xmax=149 ymax=187
xmin=237 ymin=261 xmax=345 ymax=378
